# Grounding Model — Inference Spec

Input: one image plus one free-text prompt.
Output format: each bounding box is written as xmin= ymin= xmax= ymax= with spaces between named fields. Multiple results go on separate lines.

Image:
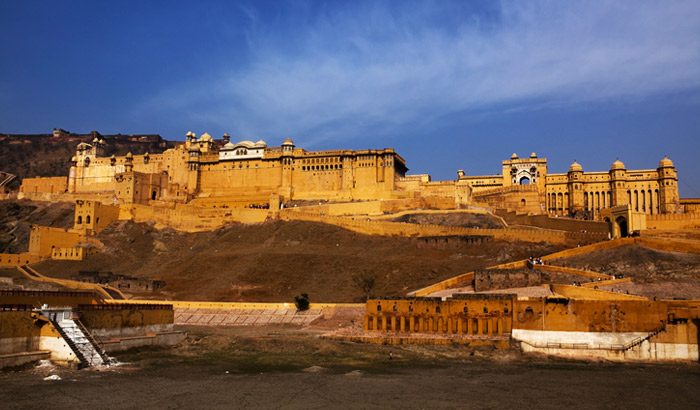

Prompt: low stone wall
xmin=78 ymin=303 xmax=174 ymax=337
xmin=120 ymin=203 xmax=271 ymax=232
xmin=474 ymin=269 xmax=540 ymax=292
xmin=416 ymin=235 xmax=491 ymax=249
xmin=514 ymin=328 xmax=699 ymax=362
xmin=280 ymin=210 xmax=606 ymax=245
xmin=0 ymin=351 xmax=50 ymax=369
xmin=497 ymin=209 xmax=609 ymax=233
xmin=100 ymin=331 xmax=186 ymax=352
xmin=174 ymin=307 xmax=322 ymax=326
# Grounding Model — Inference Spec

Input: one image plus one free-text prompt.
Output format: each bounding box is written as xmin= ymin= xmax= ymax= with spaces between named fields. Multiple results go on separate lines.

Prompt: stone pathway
xmin=174 ymin=307 xmax=322 ymax=326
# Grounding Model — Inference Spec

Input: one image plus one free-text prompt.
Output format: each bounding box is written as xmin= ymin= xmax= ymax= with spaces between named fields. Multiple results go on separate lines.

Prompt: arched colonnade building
xmin=459 ymin=152 xmax=679 ymax=219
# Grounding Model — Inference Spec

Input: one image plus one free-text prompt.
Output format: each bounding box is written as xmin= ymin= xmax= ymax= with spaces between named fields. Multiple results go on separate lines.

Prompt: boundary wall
xmin=646 ymin=213 xmax=700 ymax=230
xmin=497 ymin=209 xmax=609 ymax=233
xmin=279 ymin=210 xmax=606 ymax=244
xmin=411 ymin=236 xmax=700 ymax=298
xmin=119 ymin=203 xmax=272 ymax=231
xmin=103 ymin=299 xmax=362 ymax=310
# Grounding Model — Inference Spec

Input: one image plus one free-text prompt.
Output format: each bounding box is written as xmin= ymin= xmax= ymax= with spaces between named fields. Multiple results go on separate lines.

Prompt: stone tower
xmin=567 ymin=161 xmax=584 ymax=213
xmin=609 ymin=159 xmax=627 ymax=207
xmin=658 ymin=156 xmax=678 ymax=213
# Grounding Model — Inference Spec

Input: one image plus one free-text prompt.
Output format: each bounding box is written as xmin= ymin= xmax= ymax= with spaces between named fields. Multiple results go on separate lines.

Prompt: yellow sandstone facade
xmin=462 ymin=152 xmax=680 ymax=218
xmin=20 ymin=132 xmax=683 ymax=228
xmin=66 ymin=133 xmax=429 ymax=206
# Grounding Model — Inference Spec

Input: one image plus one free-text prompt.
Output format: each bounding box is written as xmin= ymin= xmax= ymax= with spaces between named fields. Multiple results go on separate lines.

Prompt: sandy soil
xmin=1 ymin=325 xmax=698 ymax=410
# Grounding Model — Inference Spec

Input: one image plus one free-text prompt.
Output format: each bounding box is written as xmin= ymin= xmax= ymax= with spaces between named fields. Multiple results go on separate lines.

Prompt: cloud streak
xmin=136 ymin=0 xmax=700 ymax=144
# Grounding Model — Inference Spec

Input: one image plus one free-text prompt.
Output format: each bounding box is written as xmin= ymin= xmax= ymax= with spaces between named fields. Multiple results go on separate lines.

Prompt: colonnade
xmin=364 ymin=314 xmax=511 ymax=336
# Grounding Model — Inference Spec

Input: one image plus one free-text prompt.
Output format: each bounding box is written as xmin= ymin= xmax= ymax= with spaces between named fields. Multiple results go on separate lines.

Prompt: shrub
xmin=294 ymin=293 xmax=310 ymax=311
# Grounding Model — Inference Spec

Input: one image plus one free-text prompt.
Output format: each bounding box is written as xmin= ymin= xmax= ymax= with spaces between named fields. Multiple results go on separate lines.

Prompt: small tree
xmin=294 ymin=293 xmax=310 ymax=311
xmin=352 ymin=270 xmax=376 ymax=301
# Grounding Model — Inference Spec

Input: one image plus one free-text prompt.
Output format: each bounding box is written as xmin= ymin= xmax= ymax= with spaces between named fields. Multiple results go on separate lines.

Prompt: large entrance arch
xmin=615 ymin=216 xmax=628 ymax=238
xmin=519 ymin=176 xmax=531 ymax=185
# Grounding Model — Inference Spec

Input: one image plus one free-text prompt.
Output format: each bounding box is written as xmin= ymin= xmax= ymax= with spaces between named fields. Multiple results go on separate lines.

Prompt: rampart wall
xmin=497 ymin=209 xmax=609 ymax=233
xmin=474 ymin=269 xmax=541 ymax=291
xmin=412 ymin=236 xmax=700 ymax=298
xmin=279 ymin=210 xmax=606 ymax=244
xmin=18 ymin=176 xmax=68 ymax=195
xmin=0 ymin=252 xmax=35 ymax=267
xmin=120 ymin=203 xmax=272 ymax=232
xmin=0 ymin=290 xmax=100 ymax=307
xmin=646 ymin=212 xmax=700 ymax=230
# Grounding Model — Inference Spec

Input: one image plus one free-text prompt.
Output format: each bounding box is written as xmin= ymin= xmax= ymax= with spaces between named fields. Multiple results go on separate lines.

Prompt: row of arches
xmin=628 ymin=189 xmax=660 ymax=215
xmin=547 ymin=189 xmax=662 ymax=215
xmin=365 ymin=315 xmax=510 ymax=335
xmin=302 ymin=164 xmax=342 ymax=171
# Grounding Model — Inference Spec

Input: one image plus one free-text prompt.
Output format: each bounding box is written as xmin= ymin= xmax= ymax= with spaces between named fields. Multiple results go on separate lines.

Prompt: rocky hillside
xmin=0 ymin=132 xmax=174 ymax=190
xmin=0 ymin=199 xmax=75 ymax=253
xmin=28 ymin=218 xmax=563 ymax=303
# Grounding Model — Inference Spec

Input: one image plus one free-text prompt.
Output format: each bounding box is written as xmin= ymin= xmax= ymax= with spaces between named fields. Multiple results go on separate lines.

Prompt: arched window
xmin=77 ymin=216 xmax=82 ymax=224
xmin=86 ymin=215 xmax=91 ymax=224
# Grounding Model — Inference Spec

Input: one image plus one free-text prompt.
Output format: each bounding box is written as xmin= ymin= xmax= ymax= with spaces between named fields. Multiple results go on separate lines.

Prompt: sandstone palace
xmin=20 ymin=130 xmax=683 ymax=222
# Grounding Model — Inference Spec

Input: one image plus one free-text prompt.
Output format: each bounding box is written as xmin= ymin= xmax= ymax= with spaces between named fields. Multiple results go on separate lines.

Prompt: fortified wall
xmin=14 ymin=130 xmax=691 ymax=241
xmin=363 ymin=294 xmax=699 ymax=361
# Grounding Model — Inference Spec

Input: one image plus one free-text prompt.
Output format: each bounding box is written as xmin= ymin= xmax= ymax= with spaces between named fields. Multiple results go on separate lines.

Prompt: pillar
xmin=372 ymin=316 xmax=378 ymax=332
xmin=400 ymin=316 xmax=406 ymax=332
xmin=381 ymin=316 xmax=388 ymax=331
xmin=390 ymin=316 xmax=397 ymax=332
xmin=364 ymin=315 xmax=369 ymax=331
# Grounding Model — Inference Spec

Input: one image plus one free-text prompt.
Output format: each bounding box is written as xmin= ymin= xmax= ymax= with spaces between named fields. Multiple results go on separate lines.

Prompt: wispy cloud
xmin=135 ymin=0 xmax=700 ymax=144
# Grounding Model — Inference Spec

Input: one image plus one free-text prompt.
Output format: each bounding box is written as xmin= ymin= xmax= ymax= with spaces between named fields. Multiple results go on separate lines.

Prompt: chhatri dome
xmin=568 ymin=160 xmax=582 ymax=172
xmin=610 ymin=159 xmax=626 ymax=170
xmin=659 ymin=156 xmax=674 ymax=168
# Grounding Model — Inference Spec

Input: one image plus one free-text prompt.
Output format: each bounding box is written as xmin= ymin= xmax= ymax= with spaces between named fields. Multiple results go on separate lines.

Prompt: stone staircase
xmin=50 ymin=317 xmax=110 ymax=368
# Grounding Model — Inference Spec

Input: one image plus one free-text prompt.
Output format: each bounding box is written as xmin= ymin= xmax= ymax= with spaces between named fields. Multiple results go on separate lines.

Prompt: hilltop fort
xmin=1 ymin=129 xmax=699 ymax=367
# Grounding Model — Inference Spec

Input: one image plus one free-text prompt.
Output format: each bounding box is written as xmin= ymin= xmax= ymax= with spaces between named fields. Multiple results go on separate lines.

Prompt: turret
xmin=567 ymin=161 xmax=584 ymax=213
xmin=124 ymin=152 xmax=133 ymax=172
xmin=609 ymin=159 xmax=627 ymax=207
xmin=657 ymin=156 xmax=678 ymax=213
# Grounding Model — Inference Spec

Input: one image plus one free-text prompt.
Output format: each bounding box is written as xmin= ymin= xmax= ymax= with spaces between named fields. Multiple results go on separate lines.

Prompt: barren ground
xmin=28 ymin=215 xmax=564 ymax=302
xmin=1 ymin=325 xmax=698 ymax=410
xmin=551 ymin=244 xmax=700 ymax=299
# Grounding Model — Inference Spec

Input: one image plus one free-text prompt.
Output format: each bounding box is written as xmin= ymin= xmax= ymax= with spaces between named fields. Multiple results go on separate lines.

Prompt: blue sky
xmin=1 ymin=1 xmax=699 ymax=196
